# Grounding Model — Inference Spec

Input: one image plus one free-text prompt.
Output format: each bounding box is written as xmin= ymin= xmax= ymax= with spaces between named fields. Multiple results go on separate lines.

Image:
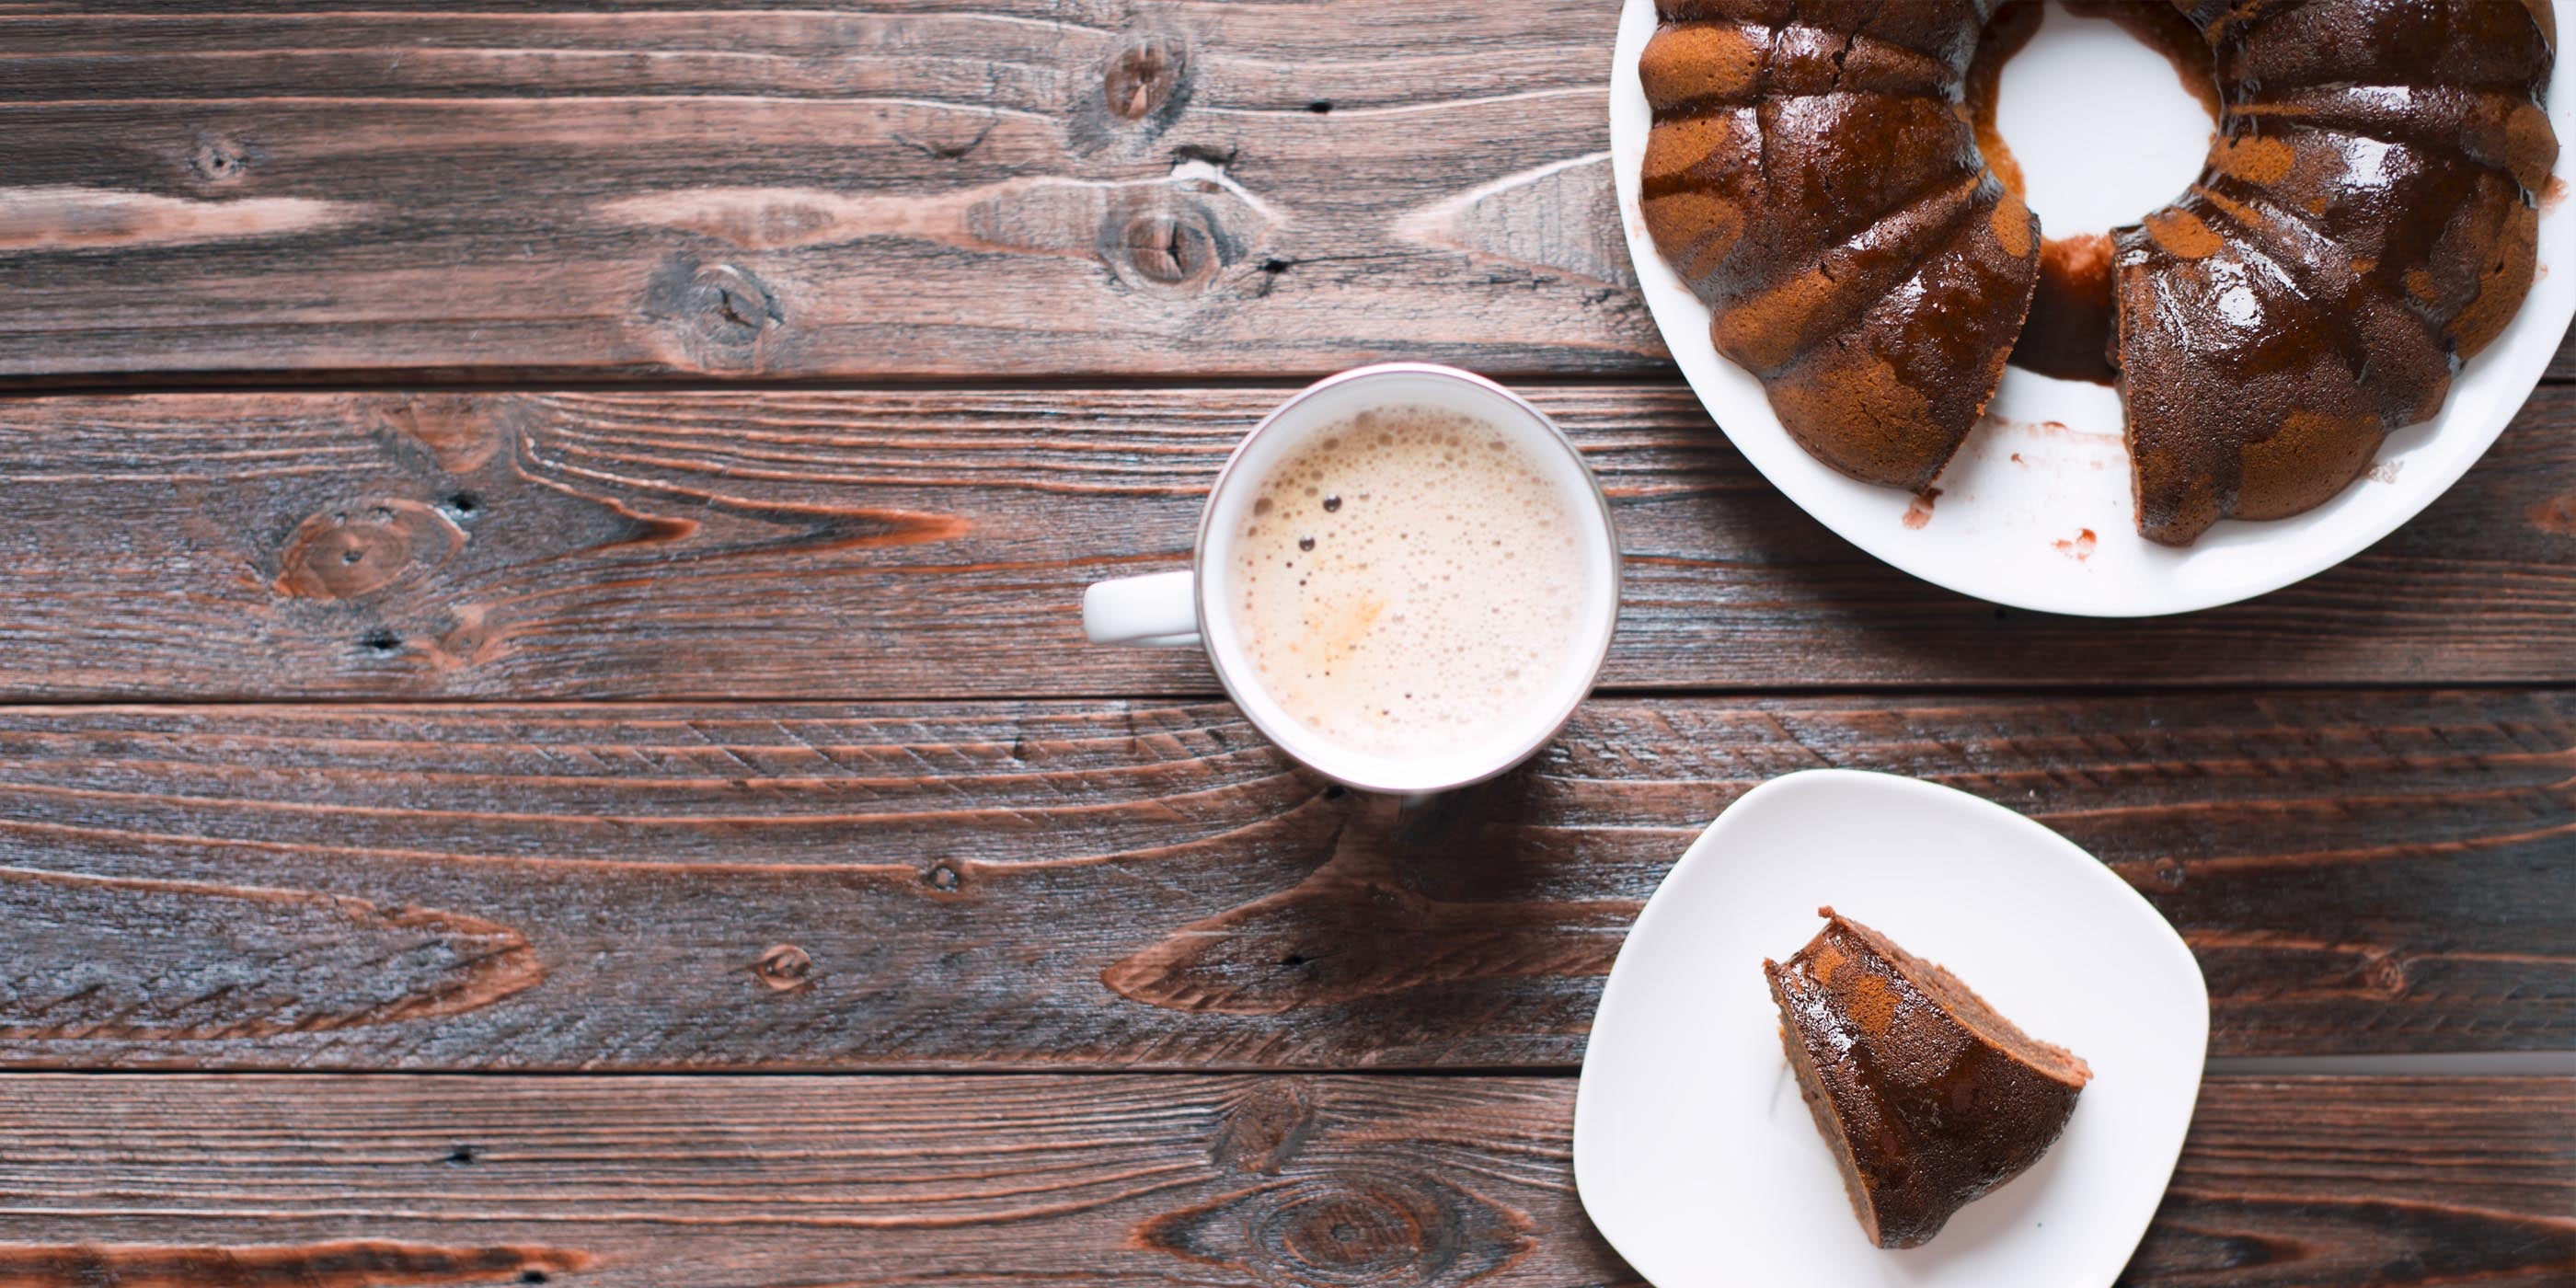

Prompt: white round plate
xmin=1572 ymin=770 xmax=2209 ymax=1286
xmin=1610 ymin=0 xmax=2576 ymax=615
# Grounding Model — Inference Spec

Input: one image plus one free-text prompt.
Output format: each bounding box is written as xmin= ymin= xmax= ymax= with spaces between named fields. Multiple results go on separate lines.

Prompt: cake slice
xmin=1764 ymin=907 xmax=2091 ymax=1248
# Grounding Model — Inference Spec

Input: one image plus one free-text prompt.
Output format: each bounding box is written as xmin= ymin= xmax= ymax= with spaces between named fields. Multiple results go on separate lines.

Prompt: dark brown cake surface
xmin=1639 ymin=0 xmax=2040 ymax=492
xmin=2114 ymin=0 xmax=2559 ymax=545
xmin=1764 ymin=907 xmax=2091 ymax=1249
xmin=1639 ymin=0 xmax=2559 ymax=545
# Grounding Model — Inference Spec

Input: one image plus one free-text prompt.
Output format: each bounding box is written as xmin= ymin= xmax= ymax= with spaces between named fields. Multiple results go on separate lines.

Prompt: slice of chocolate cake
xmin=1764 ymin=907 xmax=2091 ymax=1248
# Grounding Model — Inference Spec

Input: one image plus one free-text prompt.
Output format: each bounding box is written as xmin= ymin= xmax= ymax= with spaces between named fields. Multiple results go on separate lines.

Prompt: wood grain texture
xmin=0 ymin=384 xmax=2571 ymax=698
xmin=0 ymin=867 xmax=542 ymax=1041
xmin=0 ymin=3 xmax=1645 ymax=382
xmin=0 ymin=1073 xmax=2564 ymax=1288
xmin=6 ymin=5 xmax=2563 ymax=385
xmin=2125 ymin=1076 xmax=2576 ymax=1288
xmin=0 ymin=1243 xmax=593 ymax=1288
xmin=0 ymin=691 xmax=2562 ymax=1069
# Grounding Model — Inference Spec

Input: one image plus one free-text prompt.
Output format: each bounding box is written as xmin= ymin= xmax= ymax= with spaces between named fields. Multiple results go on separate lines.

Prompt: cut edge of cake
xmin=1765 ymin=905 xmax=2090 ymax=1248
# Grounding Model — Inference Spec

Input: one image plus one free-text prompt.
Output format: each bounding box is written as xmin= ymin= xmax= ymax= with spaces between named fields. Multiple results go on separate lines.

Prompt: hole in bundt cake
xmin=1636 ymin=0 xmax=2553 ymax=545
xmin=1978 ymin=0 xmax=2216 ymax=385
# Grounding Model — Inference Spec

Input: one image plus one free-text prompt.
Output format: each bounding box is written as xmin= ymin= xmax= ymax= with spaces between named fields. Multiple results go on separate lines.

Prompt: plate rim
xmin=1606 ymin=0 xmax=2576 ymax=616
xmin=1571 ymin=767 xmax=2212 ymax=1285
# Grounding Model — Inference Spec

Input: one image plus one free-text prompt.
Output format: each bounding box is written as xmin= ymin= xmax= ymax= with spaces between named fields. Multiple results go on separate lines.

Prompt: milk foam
xmin=1229 ymin=405 xmax=1588 ymax=760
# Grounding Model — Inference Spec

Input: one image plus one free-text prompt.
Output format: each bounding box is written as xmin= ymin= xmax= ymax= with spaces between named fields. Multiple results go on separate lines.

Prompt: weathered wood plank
xmin=2125 ymin=1076 xmax=2576 ymax=1288
xmin=0 ymin=692 xmax=2562 ymax=1069
xmin=0 ymin=385 xmax=2570 ymax=698
xmin=0 ymin=1073 xmax=2563 ymax=1288
xmin=3 ymin=6 xmax=2568 ymax=385
xmin=0 ymin=3 xmax=1650 ymax=382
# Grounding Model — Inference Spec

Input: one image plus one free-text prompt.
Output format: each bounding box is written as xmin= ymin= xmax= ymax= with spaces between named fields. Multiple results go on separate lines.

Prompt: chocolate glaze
xmin=1963 ymin=0 xmax=2045 ymax=204
xmin=2115 ymin=0 xmax=2557 ymax=544
xmin=1765 ymin=908 xmax=2091 ymax=1250
xmin=1639 ymin=0 xmax=2039 ymax=492
xmin=1640 ymin=0 xmax=2554 ymax=545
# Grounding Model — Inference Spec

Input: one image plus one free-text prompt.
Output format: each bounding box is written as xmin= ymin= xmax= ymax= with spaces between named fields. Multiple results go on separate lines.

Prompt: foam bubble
xmin=1230 ymin=405 xmax=1590 ymax=759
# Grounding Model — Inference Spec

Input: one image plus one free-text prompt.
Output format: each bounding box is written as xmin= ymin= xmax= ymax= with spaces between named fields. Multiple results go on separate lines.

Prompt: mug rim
xmin=1188 ymin=362 xmax=1623 ymax=795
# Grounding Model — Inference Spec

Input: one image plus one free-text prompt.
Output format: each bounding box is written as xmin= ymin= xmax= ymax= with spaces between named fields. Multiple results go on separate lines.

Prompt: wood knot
xmin=693 ymin=262 xmax=783 ymax=338
xmin=1102 ymin=195 xmax=1240 ymax=294
xmin=187 ymin=133 xmax=252 ymax=184
xmin=431 ymin=603 xmax=502 ymax=673
xmin=923 ymin=862 xmax=962 ymax=893
xmin=643 ymin=255 xmax=786 ymax=370
xmin=2526 ymin=493 xmax=2576 ymax=537
xmin=2364 ymin=950 xmax=2409 ymax=996
xmin=1103 ymin=36 xmax=1189 ymax=123
xmin=274 ymin=500 xmax=466 ymax=600
xmin=1133 ymin=1167 xmax=1530 ymax=1288
xmin=1120 ymin=213 xmax=1216 ymax=285
xmin=2152 ymin=857 xmax=2186 ymax=889
xmin=1211 ymin=1078 xmax=1317 ymax=1175
xmin=373 ymin=392 xmax=505 ymax=473
xmin=754 ymin=943 xmax=813 ymax=992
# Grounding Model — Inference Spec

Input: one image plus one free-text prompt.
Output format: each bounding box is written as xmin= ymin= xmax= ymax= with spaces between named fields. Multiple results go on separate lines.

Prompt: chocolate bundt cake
xmin=1639 ymin=0 xmax=2559 ymax=546
xmin=1765 ymin=908 xmax=2091 ymax=1249
xmin=2116 ymin=0 xmax=2559 ymax=543
xmin=1639 ymin=0 xmax=2040 ymax=492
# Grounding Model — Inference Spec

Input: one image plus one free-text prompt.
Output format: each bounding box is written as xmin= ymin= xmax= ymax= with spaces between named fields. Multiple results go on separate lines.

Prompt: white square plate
xmin=1573 ymin=770 xmax=2209 ymax=1285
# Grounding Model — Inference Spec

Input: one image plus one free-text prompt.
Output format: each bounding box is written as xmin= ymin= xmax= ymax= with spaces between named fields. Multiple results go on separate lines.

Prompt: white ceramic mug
xmin=1082 ymin=362 xmax=1621 ymax=794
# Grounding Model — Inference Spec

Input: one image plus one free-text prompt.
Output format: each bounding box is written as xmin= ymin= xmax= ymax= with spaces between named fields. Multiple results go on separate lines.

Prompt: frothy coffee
xmin=1229 ymin=405 xmax=1589 ymax=759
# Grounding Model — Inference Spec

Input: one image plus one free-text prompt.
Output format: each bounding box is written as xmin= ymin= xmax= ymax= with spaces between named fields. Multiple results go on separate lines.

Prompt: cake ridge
xmin=2112 ymin=0 xmax=2556 ymax=541
xmin=2191 ymin=170 xmax=2459 ymax=327
xmin=1712 ymin=174 xmax=1991 ymax=373
xmin=1642 ymin=0 xmax=2035 ymax=492
xmin=2238 ymin=90 xmax=2557 ymax=192
xmin=1765 ymin=907 xmax=2088 ymax=1249
xmin=1640 ymin=0 xmax=2554 ymax=544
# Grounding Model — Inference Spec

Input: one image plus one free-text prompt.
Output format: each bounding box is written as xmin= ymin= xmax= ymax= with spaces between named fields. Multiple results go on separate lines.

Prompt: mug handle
xmin=1083 ymin=569 xmax=1200 ymax=647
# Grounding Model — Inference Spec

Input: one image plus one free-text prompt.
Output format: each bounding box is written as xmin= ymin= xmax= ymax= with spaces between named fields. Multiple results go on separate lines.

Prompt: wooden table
xmin=2 ymin=4 xmax=2570 ymax=1284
